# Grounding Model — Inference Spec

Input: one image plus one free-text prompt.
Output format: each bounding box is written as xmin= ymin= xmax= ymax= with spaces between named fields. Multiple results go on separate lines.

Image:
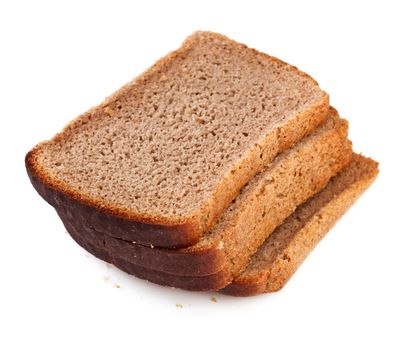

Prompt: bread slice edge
xmin=221 ymin=153 xmax=379 ymax=296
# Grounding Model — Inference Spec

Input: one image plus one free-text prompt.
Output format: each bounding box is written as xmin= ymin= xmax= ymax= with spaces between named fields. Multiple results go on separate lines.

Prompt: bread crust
xmin=26 ymin=31 xmax=329 ymax=248
xmin=67 ymin=226 xmax=231 ymax=292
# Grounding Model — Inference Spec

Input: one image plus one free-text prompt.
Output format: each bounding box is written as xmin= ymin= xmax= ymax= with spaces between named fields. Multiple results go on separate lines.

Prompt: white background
xmin=1 ymin=0 xmax=415 ymax=349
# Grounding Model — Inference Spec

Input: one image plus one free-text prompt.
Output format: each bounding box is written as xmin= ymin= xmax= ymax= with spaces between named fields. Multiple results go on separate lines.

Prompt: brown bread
xmin=26 ymin=31 xmax=329 ymax=248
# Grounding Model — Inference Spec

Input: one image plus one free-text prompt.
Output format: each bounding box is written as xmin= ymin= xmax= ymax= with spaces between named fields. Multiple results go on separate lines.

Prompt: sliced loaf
xmin=66 ymin=154 xmax=377 ymax=293
xmin=57 ymin=109 xmax=352 ymax=291
xmin=26 ymin=31 xmax=329 ymax=248
xmin=222 ymin=154 xmax=379 ymax=296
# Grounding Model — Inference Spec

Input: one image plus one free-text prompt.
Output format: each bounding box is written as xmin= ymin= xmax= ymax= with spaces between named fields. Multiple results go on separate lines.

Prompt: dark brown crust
xmin=55 ymin=207 xmax=226 ymax=276
xmin=25 ymin=31 xmax=329 ymax=248
xmin=66 ymin=220 xmax=231 ymax=291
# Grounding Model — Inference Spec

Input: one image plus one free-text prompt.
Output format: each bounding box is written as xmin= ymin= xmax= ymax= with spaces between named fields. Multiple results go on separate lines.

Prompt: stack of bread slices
xmin=26 ymin=32 xmax=378 ymax=296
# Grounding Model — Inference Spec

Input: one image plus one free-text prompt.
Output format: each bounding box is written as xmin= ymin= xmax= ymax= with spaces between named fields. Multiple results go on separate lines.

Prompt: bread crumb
xmin=265 ymin=175 xmax=274 ymax=182
xmin=150 ymin=244 xmax=154 ymax=249
xmin=211 ymin=297 xmax=217 ymax=303
xmin=176 ymin=303 xmax=183 ymax=308
xmin=104 ymin=106 xmax=115 ymax=117
xmin=103 ymin=276 xmax=110 ymax=282
xmin=114 ymin=283 xmax=121 ymax=289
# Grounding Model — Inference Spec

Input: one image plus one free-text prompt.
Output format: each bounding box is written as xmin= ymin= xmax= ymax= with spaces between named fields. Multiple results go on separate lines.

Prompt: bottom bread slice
xmin=221 ymin=153 xmax=379 ymax=296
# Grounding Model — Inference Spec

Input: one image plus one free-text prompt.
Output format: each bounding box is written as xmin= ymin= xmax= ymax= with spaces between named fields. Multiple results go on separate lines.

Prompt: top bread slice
xmin=25 ymin=31 xmax=329 ymax=248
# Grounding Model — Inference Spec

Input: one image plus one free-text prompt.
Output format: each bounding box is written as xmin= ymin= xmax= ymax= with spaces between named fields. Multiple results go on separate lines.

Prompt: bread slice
xmin=26 ymin=31 xmax=329 ymax=248
xmin=222 ymin=154 xmax=379 ymax=296
xmin=56 ymin=109 xmax=352 ymax=291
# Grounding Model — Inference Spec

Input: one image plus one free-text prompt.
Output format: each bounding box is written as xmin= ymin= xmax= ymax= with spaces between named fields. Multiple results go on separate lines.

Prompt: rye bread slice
xmin=222 ymin=154 xmax=379 ymax=296
xmin=55 ymin=110 xmax=352 ymax=291
xmin=26 ymin=31 xmax=329 ymax=248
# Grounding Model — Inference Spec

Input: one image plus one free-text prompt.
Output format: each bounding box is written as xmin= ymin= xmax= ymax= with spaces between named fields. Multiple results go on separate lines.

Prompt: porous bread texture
xmin=221 ymin=154 xmax=379 ymax=296
xmin=54 ymin=108 xmax=352 ymax=289
xmin=27 ymin=31 xmax=329 ymax=246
